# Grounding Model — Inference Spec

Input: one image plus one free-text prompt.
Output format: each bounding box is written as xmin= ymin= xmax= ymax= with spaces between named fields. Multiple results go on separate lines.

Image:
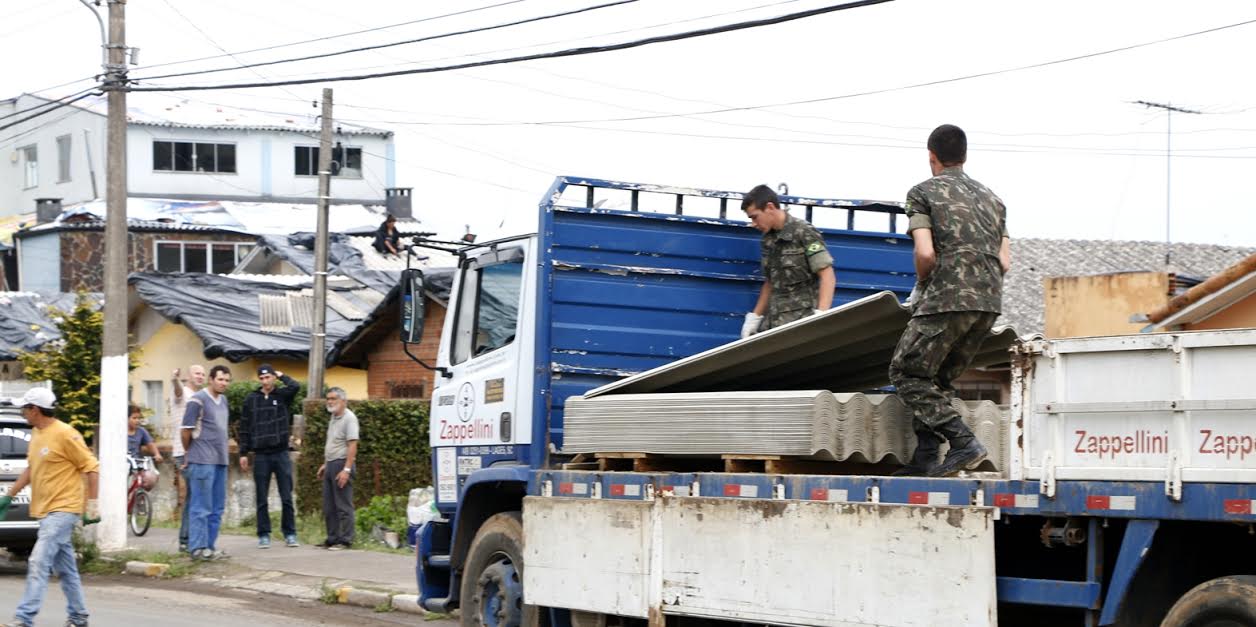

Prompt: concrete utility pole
xmin=98 ymin=0 xmax=131 ymax=550
xmin=307 ymin=89 xmax=334 ymax=398
xmin=1133 ymin=100 xmax=1202 ymax=268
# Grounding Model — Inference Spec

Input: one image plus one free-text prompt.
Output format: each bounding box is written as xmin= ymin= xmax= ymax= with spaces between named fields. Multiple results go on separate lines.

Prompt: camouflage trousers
xmin=888 ymin=311 xmax=999 ymax=430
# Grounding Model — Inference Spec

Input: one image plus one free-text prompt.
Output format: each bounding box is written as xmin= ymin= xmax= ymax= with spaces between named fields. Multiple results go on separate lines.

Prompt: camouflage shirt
xmin=905 ymin=166 xmax=1008 ymax=316
xmin=761 ymin=214 xmax=835 ymax=328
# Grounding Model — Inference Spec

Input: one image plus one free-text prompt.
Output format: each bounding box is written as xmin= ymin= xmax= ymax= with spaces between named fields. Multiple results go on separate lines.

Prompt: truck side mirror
xmin=400 ymin=268 xmax=426 ymax=344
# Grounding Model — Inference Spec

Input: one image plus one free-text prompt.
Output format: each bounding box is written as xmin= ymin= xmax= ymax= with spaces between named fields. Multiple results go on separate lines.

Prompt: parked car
xmin=0 ymin=401 xmax=35 ymax=559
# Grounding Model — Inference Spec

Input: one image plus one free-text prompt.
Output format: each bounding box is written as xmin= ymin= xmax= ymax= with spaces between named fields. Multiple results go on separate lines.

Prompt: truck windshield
xmin=474 ymin=260 xmax=524 ymax=356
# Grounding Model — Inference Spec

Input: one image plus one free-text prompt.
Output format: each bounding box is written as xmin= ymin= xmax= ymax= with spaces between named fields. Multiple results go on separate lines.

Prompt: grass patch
xmin=425 ymin=612 xmax=453 ymax=621
xmin=79 ymin=549 xmax=198 ymax=578
xmin=375 ymin=601 xmax=395 ymax=613
xmin=319 ymin=579 xmax=340 ymax=605
xmin=222 ymin=512 xmax=412 ymax=555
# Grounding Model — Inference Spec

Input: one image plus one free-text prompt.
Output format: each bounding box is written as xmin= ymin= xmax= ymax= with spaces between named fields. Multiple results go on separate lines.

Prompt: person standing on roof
xmin=238 ymin=364 xmax=303 ymax=549
xmin=373 ymin=214 xmax=402 ymax=256
xmin=888 ymin=124 xmax=1012 ymax=477
xmin=739 ymin=184 xmax=836 ymax=339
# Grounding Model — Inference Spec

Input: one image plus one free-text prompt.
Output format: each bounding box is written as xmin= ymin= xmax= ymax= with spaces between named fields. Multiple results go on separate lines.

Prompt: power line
xmin=130 ymin=0 xmax=640 ymax=83
xmin=128 ymin=0 xmax=894 ymax=92
xmin=136 ymin=0 xmax=535 ymax=72
xmin=0 ymin=87 xmax=102 ymax=123
xmin=0 ymin=91 xmax=102 ymax=133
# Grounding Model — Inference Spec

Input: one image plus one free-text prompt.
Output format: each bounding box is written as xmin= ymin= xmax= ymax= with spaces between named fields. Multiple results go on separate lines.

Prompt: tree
xmin=19 ymin=295 xmax=111 ymax=441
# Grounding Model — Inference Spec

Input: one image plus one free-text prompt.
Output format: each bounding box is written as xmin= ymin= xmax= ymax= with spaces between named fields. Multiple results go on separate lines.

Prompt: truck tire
xmin=1162 ymin=576 xmax=1256 ymax=627
xmin=460 ymin=511 xmax=542 ymax=627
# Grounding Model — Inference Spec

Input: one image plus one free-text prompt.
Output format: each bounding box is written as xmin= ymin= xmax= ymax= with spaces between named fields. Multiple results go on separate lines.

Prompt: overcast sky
xmin=4 ymin=0 xmax=1256 ymax=246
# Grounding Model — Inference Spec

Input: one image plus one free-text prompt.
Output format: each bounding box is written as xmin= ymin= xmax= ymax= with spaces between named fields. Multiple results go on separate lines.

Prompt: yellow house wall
xmin=1184 ymin=293 xmax=1256 ymax=331
xmin=1044 ymin=272 xmax=1170 ymax=338
xmin=129 ymin=318 xmax=367 ymax=439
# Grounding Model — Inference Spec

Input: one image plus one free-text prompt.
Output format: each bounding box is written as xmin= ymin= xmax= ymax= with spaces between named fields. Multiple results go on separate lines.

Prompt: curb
xmin=390 ymin=594 xmax=425 ymax=615
xmin=124 ymin=561 xmax=170 ymax=577
xmin=334 ymin=587 xmax=449 ymax=618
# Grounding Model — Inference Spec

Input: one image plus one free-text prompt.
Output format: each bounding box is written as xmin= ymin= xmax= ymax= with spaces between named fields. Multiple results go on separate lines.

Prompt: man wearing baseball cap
xmin=237 ymin=364 xmax=303 ymax=548
xmin=1 ymin=388 xmax=100 ymax=627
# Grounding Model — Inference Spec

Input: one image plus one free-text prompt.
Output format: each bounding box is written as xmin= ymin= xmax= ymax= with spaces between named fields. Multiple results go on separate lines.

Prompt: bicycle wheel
xmin=130 ymin=489 xmax=153 ymax=536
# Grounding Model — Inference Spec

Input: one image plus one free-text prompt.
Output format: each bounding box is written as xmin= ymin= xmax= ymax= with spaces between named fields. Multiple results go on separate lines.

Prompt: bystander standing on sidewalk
xmin=317 ymin=387 xmax=358 ymax=550
xmin=170 ymin=364 xmax=205 ymax=552
xmin=182 ymin=365 xmax=232 ymax=561
xmin=238 ymin=364 xmax=302 ymax=549
xmin=0 ymin=388 xmax=99 ymax=627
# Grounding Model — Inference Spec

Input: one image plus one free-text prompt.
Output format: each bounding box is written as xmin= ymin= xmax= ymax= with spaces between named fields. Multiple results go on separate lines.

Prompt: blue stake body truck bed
xmin=407 ymin=177 xmax=1256 ymax=627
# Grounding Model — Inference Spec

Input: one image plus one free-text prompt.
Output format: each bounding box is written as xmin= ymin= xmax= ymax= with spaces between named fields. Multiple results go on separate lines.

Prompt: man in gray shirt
xmin=181 ymin=365 xmax=232 ymax=560
xmin=317 ymin=387 xmax=359 ymax=550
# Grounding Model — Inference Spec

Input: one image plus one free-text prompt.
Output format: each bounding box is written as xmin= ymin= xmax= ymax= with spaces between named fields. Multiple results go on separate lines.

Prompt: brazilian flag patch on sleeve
xmin=806 ymin=242 xmax=824 ymax=255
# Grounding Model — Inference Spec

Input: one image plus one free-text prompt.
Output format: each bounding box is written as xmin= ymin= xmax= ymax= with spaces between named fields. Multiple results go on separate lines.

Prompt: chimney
xmin=385 ymin=187 xmax=413 ymax=219
xmin=35 ymin=198 xmax=63 ymax=224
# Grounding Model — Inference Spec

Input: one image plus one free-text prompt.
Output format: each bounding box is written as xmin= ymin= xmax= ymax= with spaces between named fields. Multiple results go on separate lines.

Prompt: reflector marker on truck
xmin=1086 ymin=495 xmax=1136 ymax=511
xmin=993 ymin=494 xmax=1040 ymax=509
xmin=1224 ymin=499 xmax=1256 ymax=515
xmin=908 ymin=491 xmax=951 ymax=506
xmin=609 ymin=483 xmax=642 ymax=498
xmin=722 ymin=484 xmax=759 ymax=498
xmin=809 ymin=488 xmax=850 ymax=502
xmin=558 ymin=482 xmax=589 ymax=496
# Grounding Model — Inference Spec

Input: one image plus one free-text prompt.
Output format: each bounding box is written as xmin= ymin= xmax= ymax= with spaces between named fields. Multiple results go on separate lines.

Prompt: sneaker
xmin=178 ymin=543 xmax=188 ymax=553
xmin=327 ymin=543 xmax=345 ymax=551
xmin=210 ymin=549 xmax=229 ymax=561
xmin=65 ymin=620 xmax=89 ymax=627
xmin=258 ymin=536 xmax=271 ymax=549
xmin=285 ymin=535 xmax=300 ymax=548
xmin=191 ymin=548 xmax=213 ymax=561
xmin=317 ymin=539 xmax=334 ymax=549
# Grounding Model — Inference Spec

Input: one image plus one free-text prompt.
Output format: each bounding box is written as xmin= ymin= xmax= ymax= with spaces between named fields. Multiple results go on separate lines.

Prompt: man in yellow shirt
xmin=0 ymin=388 xmax=99 ymax=627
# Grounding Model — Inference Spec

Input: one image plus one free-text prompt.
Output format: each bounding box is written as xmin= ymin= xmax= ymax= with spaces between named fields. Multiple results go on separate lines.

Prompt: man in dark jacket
xmin=238 ymin=364 xmax=302 ymax=548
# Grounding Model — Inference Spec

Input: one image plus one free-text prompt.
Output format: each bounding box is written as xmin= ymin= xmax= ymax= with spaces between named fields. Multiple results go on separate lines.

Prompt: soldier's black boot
xmin=927 ymin=417 xmax=988 ymax=477
xmin=893 ymin=428 xmax=944 ymax=476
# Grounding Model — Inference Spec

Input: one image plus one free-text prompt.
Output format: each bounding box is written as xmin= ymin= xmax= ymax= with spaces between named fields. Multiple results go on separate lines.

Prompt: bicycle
xmin=126 ymin=455 xmax=158 ymax=536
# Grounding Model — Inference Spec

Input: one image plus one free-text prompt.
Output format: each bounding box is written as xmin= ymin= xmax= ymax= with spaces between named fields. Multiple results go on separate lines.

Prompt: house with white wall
xmin=1 ymin=93 xmax=396 ymax=217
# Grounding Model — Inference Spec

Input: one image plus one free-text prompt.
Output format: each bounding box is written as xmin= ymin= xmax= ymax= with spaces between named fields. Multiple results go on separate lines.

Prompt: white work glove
xmin=740 ymin=312 xmax=764 ymax=339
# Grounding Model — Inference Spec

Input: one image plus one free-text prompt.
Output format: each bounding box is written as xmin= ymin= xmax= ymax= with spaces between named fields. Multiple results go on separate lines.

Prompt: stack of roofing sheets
xmin=562 ymin=391 xmax=1008 ymax=473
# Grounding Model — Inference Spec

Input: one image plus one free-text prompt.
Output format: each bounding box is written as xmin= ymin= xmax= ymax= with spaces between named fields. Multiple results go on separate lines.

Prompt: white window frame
xmin=20 ymin=144 xmax=38 ymax=189
xmin=151 ymin=140 xmax=239 ymax=175
xmin=56 ymin=135 xmax=72 ymax=183
xmin=294 ymin=144 xmax=364 ymax=179
xmin=153 ymin=240 xmax=255 ymax=273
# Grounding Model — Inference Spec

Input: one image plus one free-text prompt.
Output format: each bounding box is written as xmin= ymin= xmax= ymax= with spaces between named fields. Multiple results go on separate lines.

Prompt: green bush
xmin=297 ymin=399 xmax=431 ymax=515
xmin=356 ymin=495 xmax=409 ymax=535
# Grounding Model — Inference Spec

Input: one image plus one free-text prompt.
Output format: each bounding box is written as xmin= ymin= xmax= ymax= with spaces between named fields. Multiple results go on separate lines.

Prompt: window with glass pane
xmin=153 ymin=141 xmax=173 ymax=170
xmin=195 ymin=143 xmax=216 ymax=172
xmin=211 ymin=244 xmax=236 ymax=274
xmin=337 ymin=147 xmax=363 ymax=178
xmin=184 ymin=243 xmax=208 ymax=273
xmin=294 ymin=146 xmax=314 ymax=176
xmin=450 ymin=266 xmax=481 ymax=365
xmin=156 ymin=243 xmax=182 ymax=272
xmin=236 ymin=244 xmax=254 ymax=263
xmin=173 ymin=142 xmax=194 ymax=171
xmin=21 ymin=145 xmax=37 ymax=188
xmin=217 ymin=144 xmax=236 ymax=173
xmin=472 ymin=258 xmax=524 ymax=357
xmin=57 ymin=135 xmax=72 ymax=182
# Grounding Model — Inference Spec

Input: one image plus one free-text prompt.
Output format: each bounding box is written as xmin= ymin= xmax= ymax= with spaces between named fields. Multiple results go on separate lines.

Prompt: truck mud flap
xmin=523 ymin=496 xmax=997 ymax=627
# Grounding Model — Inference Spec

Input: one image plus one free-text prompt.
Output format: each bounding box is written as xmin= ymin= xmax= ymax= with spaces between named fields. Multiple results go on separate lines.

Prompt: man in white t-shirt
xmin=170 ymin=364 xmax=206 ymax=552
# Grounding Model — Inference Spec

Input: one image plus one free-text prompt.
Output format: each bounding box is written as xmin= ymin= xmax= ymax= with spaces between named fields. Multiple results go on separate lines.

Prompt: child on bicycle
xmin=127 ymin=404 xmax=164 ymax=463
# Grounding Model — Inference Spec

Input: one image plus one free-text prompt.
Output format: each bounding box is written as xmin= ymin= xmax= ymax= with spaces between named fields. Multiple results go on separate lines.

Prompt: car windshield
xmin=1 ymin=420 xmax=31 ymax=460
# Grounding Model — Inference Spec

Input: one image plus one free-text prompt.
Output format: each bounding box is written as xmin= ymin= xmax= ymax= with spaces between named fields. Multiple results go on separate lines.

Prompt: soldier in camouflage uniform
xmin=888 ymin=124 xmax=1012 ymax=477
xmin=739 ymin=185 xmax=836 ymax=338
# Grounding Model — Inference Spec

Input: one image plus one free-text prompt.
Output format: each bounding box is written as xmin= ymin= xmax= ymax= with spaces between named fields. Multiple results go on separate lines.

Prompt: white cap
xmin=20 ymin=387 xmax=56 ymax=410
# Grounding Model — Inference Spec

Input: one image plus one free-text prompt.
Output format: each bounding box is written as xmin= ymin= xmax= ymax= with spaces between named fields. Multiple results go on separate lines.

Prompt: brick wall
xmin=60 ymin=230 xmax=258 ymax=292
xmin=364 ymin=301 xmax=446 ymax=400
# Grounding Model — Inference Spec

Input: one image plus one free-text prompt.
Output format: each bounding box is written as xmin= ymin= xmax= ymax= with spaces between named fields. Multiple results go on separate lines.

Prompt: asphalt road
xmin=0 ymin=568 xmax=452 ymax=626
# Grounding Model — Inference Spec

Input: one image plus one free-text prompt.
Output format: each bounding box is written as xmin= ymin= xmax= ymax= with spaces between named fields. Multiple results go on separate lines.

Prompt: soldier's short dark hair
xmin=741 ymin=184 xmax=780 ymax=212
xmin=927 ymin=124 xmax=967 ymax=165
xmin=209 ymin=364 xmax=231 ymax=381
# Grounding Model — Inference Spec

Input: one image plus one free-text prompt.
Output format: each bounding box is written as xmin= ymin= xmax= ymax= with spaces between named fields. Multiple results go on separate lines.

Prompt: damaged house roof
xmin=0 ymin=292 xmax=102 ymax=361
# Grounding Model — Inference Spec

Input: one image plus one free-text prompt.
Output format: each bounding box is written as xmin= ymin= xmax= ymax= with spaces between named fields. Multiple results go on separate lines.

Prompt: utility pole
xmin=307 ymin=89 xmax=334 ymax=398
xmin=1132 ymin=100 xmax=1202 ymax=268
xmin=98 ymin=0 xmax=131 ymax=551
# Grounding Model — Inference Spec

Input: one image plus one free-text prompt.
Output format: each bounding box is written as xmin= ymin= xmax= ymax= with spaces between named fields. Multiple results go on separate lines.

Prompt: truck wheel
xmin=1162 ymin=576 xmax=1256 ymax=627
xmin=460 ymin=512 xmax=541 ymax=627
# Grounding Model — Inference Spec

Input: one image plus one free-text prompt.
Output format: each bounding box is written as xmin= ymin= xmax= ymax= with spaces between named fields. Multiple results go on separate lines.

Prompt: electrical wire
xmin=0 ymin=91 xmax=102 ymax=133
xmin=136 ymin=0 xmax=535 ymax=72
xmin=0 ymin=87 xmax=102 ymax=123
xmin=127 ymin=0 xmax=893 ymax=92
xmin=130 ymin=0 xmax=640 ymax=83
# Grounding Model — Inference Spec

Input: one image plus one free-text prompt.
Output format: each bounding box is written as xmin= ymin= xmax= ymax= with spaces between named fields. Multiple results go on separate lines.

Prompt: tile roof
xmin=1001 ymin=238 xmax=1256 ymax=334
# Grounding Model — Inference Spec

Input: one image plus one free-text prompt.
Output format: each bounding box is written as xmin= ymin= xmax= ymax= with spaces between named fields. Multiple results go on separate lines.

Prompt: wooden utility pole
xmin=98 ymin=0 xmax=130 ymax=550
xmin=307 ymin=89 xmax=334 ymax=398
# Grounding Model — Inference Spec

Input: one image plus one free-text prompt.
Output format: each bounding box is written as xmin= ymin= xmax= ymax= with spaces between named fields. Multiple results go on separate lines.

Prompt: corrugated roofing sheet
xmin=584 ymin=290 xmax=1024 ymax=398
